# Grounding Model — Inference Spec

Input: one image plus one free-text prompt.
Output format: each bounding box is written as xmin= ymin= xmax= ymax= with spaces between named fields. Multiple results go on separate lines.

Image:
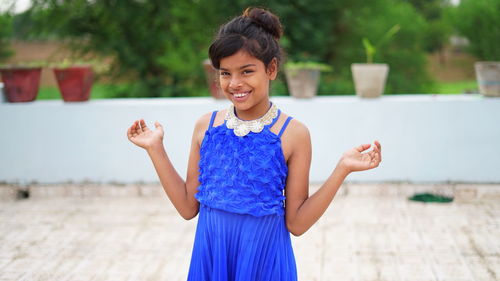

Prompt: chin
xmin=232 ymin=102 xmax=253 ymax=111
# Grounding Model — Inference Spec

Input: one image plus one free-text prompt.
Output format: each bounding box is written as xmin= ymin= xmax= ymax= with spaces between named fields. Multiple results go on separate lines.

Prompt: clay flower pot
xmin=202 ymin=59 xmax=224 ymax=99
xmin=284 ymin=62 xmax=331 ymax=98
xmin=53 ymin=65 xmax=94 ymax=102
xmin=475 ymin=61 xmax=500 ymax=97
xmin=351 ymin=63 xmax=389 ymax=98
xmin=0 ymin=66 xmax=42 ymax=102
xmin=285 ymin=68 xmax=320 ymax=98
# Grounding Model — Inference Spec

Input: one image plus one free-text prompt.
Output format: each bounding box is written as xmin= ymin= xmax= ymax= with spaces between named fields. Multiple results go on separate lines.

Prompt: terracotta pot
xmin=285 ymin=68 xmax=320 ymax=98
xmin=351 ymin=63 xmax=389 ymax=98
xmin=0 ymin=67 xmax=41 ymax=102
xmin=53 ymin=65 xmax=94 ymax=102
xmin=203 ymin=59 xmax=224 ymax=99
xmin=475 ymin=61 xmax=500 ymax=97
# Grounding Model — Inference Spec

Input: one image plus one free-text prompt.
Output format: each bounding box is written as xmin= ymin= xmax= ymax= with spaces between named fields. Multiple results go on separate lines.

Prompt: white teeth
xmin=233 ymin=91 xmax=250 ymax=98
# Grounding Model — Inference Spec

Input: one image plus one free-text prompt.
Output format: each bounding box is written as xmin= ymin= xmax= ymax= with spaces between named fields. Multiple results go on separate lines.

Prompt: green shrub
xmin=0 ymin=13 xmax=13 ymax=63
xmin=335 ymin=0 xmax=433 ymax=94
xmin=451 ymin=0 xmax=500 ymax=60
xmin=25 ymin=0 xmax=436 ymax=97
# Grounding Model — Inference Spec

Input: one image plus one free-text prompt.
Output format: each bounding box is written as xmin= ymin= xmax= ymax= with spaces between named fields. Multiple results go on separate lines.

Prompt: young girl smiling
xmin=127 ymin=7 xmax=382 ymax=281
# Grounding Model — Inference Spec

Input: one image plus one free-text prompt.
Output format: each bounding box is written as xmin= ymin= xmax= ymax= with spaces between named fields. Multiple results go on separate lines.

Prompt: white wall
xmin=1 ymin=94 xmax=499 ymax=185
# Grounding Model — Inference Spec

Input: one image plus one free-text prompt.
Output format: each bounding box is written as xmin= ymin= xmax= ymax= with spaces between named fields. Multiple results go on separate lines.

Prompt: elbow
xmin=180 ymin=207 xmax=199 ymax=220
xmin=181 ymin=212 xmax=197 ymax=220
xmin=286 ymin=221 xmax=306 ymax=237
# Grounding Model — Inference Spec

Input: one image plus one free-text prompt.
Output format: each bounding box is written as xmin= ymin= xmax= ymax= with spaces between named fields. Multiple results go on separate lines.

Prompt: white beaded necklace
xmin=225 ymin=103 xmax=278 ymax=137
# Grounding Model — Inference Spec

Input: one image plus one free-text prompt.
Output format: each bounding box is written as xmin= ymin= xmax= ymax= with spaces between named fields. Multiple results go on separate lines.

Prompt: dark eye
xmin=220 ymin=71 xmax=230 ymax=76
xmin=243 ymin=70 xmax=254 ymax=75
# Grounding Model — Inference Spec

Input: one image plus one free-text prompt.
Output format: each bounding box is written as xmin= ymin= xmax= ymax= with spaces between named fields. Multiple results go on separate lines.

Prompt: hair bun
xmin=243 ymin=7 xmax=283 ymax=40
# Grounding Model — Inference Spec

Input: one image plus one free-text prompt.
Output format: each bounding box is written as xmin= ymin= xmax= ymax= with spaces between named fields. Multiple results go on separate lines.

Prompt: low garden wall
xmin=1 ymin=94 xmax=499 ymax=184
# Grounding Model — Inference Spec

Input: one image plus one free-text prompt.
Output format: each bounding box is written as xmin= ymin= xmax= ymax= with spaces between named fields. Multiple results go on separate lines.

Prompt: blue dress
xmin=187 ymin=108 xmax=297 ymax=281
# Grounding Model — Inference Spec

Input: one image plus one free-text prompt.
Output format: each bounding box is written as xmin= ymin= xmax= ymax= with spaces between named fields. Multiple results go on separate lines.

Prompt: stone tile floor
xmin=0 ymin=184 xmax=499 ymax=281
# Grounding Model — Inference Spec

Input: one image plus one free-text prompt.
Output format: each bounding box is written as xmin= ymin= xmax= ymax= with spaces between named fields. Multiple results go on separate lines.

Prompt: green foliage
xmin=336 ymin=0 xmax=432 ymax=93
xmin=284 ymin=61 xmax=332 ymax=72
xmin=450 ymin=0 xmax=500 ymax=60
xmin=37 ymin=83 xmax=132 ymax=100
xmin=405 ymin=0 xmax=453 ymax=53
xmin=29 ymin=0 xmax=218 ymax=97
xmin=24 ymin=0 xmax=436 ymax=96
xmin=362 ymin=24 xmax=401 ymax=63
xmin=435 ymin=80 xmax=478 ymax=94
xmin=0 ymin=13 xmax=13 ymax=63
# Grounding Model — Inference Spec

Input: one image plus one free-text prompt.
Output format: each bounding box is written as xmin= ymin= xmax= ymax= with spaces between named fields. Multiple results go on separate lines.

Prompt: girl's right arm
xmin=127 ymin=114 xmax=211 ymax=220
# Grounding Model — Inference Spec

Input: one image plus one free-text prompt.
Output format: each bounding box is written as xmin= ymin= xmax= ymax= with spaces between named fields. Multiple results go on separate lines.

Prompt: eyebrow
xmin=219 ymin=64 xmax=256 ymax=71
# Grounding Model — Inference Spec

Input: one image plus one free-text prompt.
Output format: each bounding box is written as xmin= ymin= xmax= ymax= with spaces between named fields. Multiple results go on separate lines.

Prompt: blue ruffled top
xmin=195 ymin=108 xmax=292 ymax=217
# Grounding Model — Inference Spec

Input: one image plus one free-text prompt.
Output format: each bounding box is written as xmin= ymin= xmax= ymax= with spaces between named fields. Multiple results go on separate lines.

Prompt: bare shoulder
xmin=278 ymin=114 xmax=311 ymax=161
xmin=192 ymin=111 xmax=215 ymax=146
xmin=282 ymin=116 xmax=311 ymax=142
xmin=195 ymin=112 xmax=213 ymax=130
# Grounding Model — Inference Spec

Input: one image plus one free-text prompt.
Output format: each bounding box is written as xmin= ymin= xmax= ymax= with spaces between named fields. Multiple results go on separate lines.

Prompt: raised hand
xmin=127 ymin=119 xmax=164 ymax=150
xmin=339 ymin=140 xmax=382 ymax=173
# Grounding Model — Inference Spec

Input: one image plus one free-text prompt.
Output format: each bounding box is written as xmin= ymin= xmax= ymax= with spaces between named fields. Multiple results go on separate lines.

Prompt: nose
xmin=229 ymin=76 xmax=243 ymax=89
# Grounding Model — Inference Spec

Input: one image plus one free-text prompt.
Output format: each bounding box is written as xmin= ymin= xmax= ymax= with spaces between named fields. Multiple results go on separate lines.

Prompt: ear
xmin=266 ymin=58 xmax=278 ymax=80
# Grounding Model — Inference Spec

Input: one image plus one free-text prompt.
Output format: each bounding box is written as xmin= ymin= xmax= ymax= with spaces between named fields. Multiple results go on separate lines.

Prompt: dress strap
xmin=208 ymin=111 xmax=218 ymax=129
xmin=278 ymin=116 xmax=293 ymax=138
xmin=267 ymin=109 xmax=281 ymax=128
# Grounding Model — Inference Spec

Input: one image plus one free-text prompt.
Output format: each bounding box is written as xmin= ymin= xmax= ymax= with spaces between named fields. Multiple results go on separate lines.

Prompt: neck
xmin=234 ymin=98 xmax=271 ymax=120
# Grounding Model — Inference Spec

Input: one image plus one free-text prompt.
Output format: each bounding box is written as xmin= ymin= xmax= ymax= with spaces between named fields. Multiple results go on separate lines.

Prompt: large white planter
xmin=475 ymin=61 xmax=500 ymax=97
xmin=351 ymin=63 xmax=389 ymax=98
xmin=285 ymin=68 xmax=320 ymax=98
xmin=0 ymin=82 xmax=4 ymax=103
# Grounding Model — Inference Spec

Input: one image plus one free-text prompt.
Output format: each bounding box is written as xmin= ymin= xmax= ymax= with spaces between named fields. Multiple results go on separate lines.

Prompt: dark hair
xmin=208 ymin=7 xmax=283 ymax=70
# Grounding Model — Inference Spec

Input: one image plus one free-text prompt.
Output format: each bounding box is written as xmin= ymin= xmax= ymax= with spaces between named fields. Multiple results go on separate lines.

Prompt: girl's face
xmin=219 ymin=50 xmax=277 ymax=118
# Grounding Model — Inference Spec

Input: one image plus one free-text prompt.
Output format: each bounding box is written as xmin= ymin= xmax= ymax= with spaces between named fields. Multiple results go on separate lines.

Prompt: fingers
xmin=374 ymin=140 xmax=382 ymax=163
xmin=372 ymin=141 xmax=381 ymax=166
xmin=364 ymin=141 xmax=381 ymax=169
xmin=134 ymin=120 xmax=141 ymax=134
xmin=356 ymin=143 xmax=371 ymax=152
xmin=127 ymin=119 xmax=163 ymax=141
xmin=140 ymin=119 xmax=149 ymax=131
xmin=127 ymin=125 xmax=133 ymax=139
xmin=126 ymin=120 xmax=144 ymax=140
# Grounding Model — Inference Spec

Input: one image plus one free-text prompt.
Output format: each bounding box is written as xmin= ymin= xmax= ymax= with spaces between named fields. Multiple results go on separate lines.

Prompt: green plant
xmin=0 ymin=13 xmax=14 ymax=63
xmin=362 ymin=24 xmax=401 ymax=63
xmin=48 ymin=58 xmax=110 ymax=75
xmin=30 ymin=0 xmax=216 ymax=98
xmin=0 ymin=61 xmax=48 ymax=69
xmin=284 ymin=61 xmax=332 ymax=72
xmin=450 ymin=0 xmax=500 ymax=60
xmin=341 ymin=0 xmax=432 ymax=94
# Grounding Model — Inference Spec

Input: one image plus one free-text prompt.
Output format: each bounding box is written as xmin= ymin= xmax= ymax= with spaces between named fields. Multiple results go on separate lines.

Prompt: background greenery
xmin=0 ymin=13 xmax=13 ymax=63
xmin=1 ymin=0 xmax=498 ymax=98
xmin=449 ymin=0 xmax=500 ymax=60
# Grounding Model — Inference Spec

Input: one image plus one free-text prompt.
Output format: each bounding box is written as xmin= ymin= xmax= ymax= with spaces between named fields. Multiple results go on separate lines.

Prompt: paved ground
xmin=0 ymin=184 xmax=499 ymax=281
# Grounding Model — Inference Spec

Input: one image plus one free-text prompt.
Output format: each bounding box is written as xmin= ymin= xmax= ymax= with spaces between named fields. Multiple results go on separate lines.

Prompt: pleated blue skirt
xmin=187 ymin=204 xmax=297 ymax=281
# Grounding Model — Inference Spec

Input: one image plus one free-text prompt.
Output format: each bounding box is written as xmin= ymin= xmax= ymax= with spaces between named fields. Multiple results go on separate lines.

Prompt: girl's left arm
xmin=284 ymin=121 xmax=381 ymax=236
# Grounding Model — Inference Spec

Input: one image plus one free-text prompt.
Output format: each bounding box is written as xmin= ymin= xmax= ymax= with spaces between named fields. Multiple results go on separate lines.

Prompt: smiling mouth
xmin=232 ymin=90 xmax=251 ymax=98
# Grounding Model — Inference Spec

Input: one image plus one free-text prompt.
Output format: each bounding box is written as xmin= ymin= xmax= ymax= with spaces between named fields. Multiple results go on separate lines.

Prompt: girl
xmin=127 ymin=7 xmax=382 ymax=281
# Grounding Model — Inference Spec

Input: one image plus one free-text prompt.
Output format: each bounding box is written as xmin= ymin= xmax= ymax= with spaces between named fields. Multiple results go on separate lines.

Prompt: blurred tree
xmin=26 ymin=0 xmax=434 ymax=96
xmin=450 ymin=0 xmax=500 ymax=60
xmin=30 ymin=0 xmax=220 ymax=97
xmin=323 ymin=0 xmax=433 ymax=93
xmin=404 ymin=0 xmax=453 ymax=55
xmin=0 ymin=13 xmax=14 ymax=63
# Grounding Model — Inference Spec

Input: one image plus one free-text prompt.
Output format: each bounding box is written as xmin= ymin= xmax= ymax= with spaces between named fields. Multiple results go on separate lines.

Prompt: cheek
xmin=219 ymin=77 xmax=229 ymax=89
xmin=253 ymin=75 xmax=270 ymax=90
